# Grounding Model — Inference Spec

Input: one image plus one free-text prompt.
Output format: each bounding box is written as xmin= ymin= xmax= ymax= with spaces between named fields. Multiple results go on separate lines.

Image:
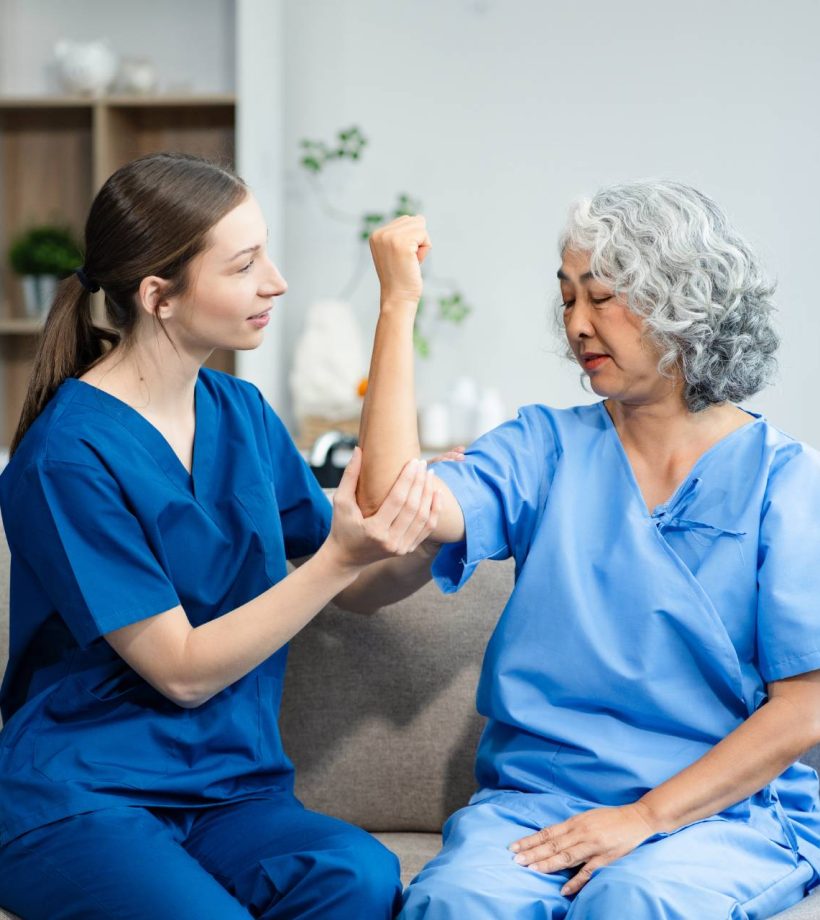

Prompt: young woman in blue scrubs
xmin=357 ymin=181 xmax=820 ymax=918
xmin=0 ymin=153 xmax=445 ymax=920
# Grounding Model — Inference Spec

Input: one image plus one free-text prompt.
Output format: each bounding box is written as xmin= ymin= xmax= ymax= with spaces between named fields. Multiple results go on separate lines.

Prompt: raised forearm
xmin=639 ymin=686 xmax=820 ymax=833
xmin=358 ymin=306 xmax=421 ymax=515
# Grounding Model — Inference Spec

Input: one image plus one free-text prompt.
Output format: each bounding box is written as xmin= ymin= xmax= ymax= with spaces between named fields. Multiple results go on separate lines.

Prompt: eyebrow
xmin=227 ymin=244 xmax=261 ymax=262
xmin=557 ymin=268 xmax=594 ymax=282
xmin=227 ymin=228 xmax=270 ymax=263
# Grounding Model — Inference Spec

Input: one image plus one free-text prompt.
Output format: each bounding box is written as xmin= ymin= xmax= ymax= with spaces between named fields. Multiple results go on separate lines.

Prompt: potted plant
xmin=8 ymin=225 xmax=83 ymax=317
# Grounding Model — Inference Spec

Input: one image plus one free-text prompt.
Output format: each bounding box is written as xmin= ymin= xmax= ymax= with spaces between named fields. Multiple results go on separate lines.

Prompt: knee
xmin=326 ymin=829 xmax=402 ymax=916
xmin=569 ymin=866 xmax=663 ymax=919
xmin=401 ymin=868 xmax=509 ymax=920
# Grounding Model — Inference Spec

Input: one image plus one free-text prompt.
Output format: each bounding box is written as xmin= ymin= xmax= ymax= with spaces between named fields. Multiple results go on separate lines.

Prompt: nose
xmin=563 ymin=298 xmax=595 ymax=344
xmin=259 ymin=254 xmax=288 ymax=297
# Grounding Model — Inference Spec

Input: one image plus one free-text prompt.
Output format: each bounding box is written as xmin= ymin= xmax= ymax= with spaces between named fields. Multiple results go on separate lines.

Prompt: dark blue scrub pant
xmin=0 ymin=793 xmax=401 ymax=920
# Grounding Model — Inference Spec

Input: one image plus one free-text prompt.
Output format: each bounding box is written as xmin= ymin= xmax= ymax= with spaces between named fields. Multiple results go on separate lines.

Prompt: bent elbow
xmin=162 ymin=680 xmax=210 ymax=709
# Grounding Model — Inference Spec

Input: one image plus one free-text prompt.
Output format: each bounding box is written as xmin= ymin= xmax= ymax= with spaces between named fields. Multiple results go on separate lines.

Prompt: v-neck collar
xmin=598 ymin=400 xmax=763 ymax=518
xmin=62 ymin=371 xmax=215 ymax=501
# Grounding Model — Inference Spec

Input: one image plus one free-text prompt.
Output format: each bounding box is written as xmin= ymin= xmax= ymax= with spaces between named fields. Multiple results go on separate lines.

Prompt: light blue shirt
xmin=432 ymin=401 xmax=820 ymax=872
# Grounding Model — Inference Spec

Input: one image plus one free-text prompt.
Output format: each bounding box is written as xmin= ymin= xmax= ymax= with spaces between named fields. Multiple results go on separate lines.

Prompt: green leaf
xmin=413 ymin=327 xmax=430 ymax=358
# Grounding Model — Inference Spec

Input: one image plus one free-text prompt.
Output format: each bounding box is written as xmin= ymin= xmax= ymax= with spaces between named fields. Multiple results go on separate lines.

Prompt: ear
xmin=137 ymin=276 xmax=174 ymax=320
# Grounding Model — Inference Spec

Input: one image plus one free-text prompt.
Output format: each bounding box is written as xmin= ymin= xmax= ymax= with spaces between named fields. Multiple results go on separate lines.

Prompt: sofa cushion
xmin=279 ymin=559 xmax=514 ymax=832
xmin=373 ymin=831 xmax=441 ymax=888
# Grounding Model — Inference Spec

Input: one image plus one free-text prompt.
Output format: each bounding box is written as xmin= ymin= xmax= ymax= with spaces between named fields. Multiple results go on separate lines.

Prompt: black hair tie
xmin=74 ymin=267 xmax=101 ymax=293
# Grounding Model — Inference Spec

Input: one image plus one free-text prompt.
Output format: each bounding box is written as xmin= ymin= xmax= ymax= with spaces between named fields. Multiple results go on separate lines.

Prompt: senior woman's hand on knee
xmin=509 ymin=802 xmax=658 ymax=897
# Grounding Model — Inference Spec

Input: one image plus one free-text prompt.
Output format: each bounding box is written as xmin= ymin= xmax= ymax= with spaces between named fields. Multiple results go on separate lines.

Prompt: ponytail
xmin=9 ymin=274 xmax=118 ymax=457
xmin=9 ymin=152 xmax=247 ymax=459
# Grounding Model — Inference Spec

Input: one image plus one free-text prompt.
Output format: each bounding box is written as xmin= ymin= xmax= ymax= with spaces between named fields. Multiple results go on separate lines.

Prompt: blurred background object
xmin=8 ymin=225 xmax=82 ymax=317
xmin=53 ymin=38 xmax=118 ymax=95
xmin=0 ymin=0 xmax=818 ymax=467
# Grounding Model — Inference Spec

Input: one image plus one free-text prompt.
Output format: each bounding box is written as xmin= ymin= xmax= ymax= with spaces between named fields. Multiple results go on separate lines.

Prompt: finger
xmin=519 ymin=842 xmax=587 ymax=874
xmin=561 ymin=860 xmax=603 ymax=897
xmin=399 ymin=468 xmax=437 ymax=551
xmin=386 ymin=460 xmax=429 ymax=545
xmin=334 ymin=446 xmax=362 ymax=502
xmin=409 ymin=489 xmax=442 ymax=553
xmin=417 ymin=233 xmax=432 ymax=265
xmin=511 ymin=822 xmax=571 ymax=855
xmin=370 ymin=458 xmax=421 ymax=528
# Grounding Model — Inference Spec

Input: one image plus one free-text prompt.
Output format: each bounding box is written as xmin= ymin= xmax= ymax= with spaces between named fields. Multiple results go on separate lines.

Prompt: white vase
xmin=117 ymin=57 xmax=158 ymax=95
xmin=53 ymin=39 xmax=118 ymax=96
xmin=21 ymin=275 xmax=59 ymax=318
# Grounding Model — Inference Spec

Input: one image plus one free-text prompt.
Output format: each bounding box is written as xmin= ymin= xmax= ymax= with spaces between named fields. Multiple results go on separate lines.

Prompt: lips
xmin=247 ymin=309 xmax=271 ymax=320
xmin=581 ymin=353 xmax=610 ymax=370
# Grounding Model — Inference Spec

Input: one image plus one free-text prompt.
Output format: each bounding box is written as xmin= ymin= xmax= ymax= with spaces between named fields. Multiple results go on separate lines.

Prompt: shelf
xmin=0 ymin=94 xmax=236 ymax=109
xmin=0 ymin=94 xmax=237 ymax=448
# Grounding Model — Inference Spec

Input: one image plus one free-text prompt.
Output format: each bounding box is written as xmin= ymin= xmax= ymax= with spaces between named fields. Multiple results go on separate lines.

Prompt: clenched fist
xmin=369 ymin=215 xmax=432 ymax=311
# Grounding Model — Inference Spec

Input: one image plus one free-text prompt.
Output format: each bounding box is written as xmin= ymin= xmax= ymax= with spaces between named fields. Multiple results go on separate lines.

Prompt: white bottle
xmin=420 ymin=402 xmax=450 ymax=451
xmin=475 ymin=387 xmax=506 ymax=438
xmin=449 ymin=377 xmax=479 ymax=445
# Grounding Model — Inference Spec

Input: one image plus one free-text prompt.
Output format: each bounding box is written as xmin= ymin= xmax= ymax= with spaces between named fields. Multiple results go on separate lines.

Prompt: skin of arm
xmin=104 ymin=448 xmax=438 ymax=708
xmin=303 ymin=536 xmax=442 ymax=615
xmin=357 ymin=216 xmax=465 ymax=544
xmin=510 ymin=670 xmax=820 ymax=896
xmin=331 ymin=448 xmax=464 ymax=613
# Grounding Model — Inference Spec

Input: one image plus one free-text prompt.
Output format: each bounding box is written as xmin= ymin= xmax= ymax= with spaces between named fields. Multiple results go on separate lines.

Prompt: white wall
xmin=0 ymin=0 xmax=235 ymax=94
xmin=234 ymin=0 xmax=285 ymax=409
xmin=280 ymin=0 xmax=820 ymax=446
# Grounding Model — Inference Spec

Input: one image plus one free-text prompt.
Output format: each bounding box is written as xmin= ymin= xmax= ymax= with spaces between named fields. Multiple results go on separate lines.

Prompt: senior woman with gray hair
xmin=357 ymin=180 xmax=820 ymax=918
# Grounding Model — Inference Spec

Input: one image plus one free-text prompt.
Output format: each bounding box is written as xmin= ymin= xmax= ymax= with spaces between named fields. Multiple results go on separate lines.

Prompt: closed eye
xmin=562 ymin=299 xmax=575 ymax=309
xmin=591 ymin=295 xmax=612 ymax=306
xmin=239 ymin=259 xmax=255 ymax=274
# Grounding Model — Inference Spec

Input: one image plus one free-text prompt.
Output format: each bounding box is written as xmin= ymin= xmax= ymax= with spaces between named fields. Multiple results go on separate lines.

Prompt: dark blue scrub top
xmin=0 ymin=368 xmax=332 ymax=845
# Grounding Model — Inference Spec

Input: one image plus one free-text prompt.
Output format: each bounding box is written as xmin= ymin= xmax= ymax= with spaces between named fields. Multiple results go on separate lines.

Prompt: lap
xmin=400 ymin=791 xmax=814 ymax=920
xmin=0 ymin=806 xmax=253 ymax=920
xmin=181 ymin=794 xmax=400 ymax=909
xmin=0 ymin=795 xmax=400 ymax=920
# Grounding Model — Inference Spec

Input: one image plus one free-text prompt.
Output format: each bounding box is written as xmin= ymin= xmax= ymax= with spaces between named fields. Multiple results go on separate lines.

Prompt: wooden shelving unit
xmin=0 ymin=94 xmax=237 ymax=448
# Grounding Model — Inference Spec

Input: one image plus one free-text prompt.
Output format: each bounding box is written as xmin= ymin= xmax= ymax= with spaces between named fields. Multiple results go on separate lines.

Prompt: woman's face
xmin=559 ymin=249 xmax=677 ymax=405
xmin=164 ymin=193 xmax=287 ymax=353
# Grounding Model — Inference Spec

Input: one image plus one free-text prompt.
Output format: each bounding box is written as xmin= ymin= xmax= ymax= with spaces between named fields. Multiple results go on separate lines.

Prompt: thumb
xmin=336 ymin=445 xmax=362 ymax=499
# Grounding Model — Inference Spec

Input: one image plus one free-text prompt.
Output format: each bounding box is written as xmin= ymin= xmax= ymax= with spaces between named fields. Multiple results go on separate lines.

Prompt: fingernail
xmin=509 ymin=843 xmax=520 ymax=853
xmin=513 ymin=855 xmax=526 ymax=865
xmin=560 ymin=886 xmax=570 ymax=896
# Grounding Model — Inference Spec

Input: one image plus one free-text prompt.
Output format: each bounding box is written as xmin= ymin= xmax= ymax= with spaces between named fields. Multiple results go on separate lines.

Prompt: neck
xmin=89 ymin=325 xmax=207 ymax=420
xmin=604 ymin=390 xmax=729 ymax=459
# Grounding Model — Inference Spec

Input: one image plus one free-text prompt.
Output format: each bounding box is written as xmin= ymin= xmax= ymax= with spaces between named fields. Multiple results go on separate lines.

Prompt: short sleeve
xmin=10 ymin=460 xmax=181 ymax=649
xmin=431 ymin=405 xmax=558 ymax=593
xmin=757 ymin=444 xmax=820 ymax=682
xmin=260 ymin=398 xmax=332 ymax=559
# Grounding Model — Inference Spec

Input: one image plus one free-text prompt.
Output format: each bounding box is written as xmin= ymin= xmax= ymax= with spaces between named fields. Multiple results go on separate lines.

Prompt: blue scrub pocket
xmin=32 ymin=665 xmax=183 ymax=785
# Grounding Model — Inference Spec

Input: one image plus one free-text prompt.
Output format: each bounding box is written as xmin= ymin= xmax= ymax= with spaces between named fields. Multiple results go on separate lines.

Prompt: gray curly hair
xmin=558 ymin=179 xmax=779 ymax=412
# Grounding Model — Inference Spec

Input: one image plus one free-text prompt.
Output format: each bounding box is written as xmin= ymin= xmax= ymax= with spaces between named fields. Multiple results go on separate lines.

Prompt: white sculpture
xmin=53 ymin=39 xmax=118 ymax=96
xmin=289 ymin=300 xmax=367 ymax=422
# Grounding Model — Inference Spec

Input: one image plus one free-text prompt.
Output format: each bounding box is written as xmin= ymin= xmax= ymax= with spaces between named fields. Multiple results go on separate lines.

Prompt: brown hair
xmin=10 ymin=152 xmax=247 ymax=457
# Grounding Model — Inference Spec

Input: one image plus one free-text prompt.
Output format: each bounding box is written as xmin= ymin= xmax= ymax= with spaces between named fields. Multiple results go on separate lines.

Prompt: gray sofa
xmin=0 ymin=527 xmax=818 ymax=919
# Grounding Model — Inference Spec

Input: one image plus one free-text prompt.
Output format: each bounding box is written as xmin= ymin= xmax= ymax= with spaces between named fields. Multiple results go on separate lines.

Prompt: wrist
xmin=379 ymin=296 xmax=421 ymax=320
xmin=314 ymin=538 xmax=368 ymax=584
xmin=634 ymin=795 xmax=674 ymax=836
